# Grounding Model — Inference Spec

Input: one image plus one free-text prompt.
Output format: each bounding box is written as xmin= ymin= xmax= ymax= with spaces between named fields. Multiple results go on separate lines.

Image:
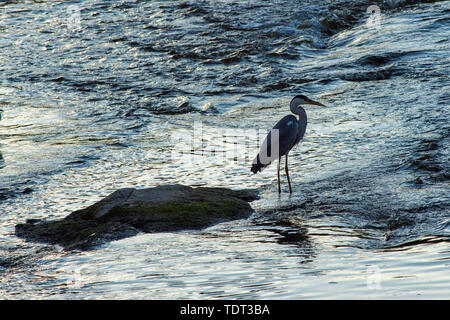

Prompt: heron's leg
xmin=277 ymin=157 xmax=281 ymax=194
xmin=285 ymin=153 xmax=292 ymax=193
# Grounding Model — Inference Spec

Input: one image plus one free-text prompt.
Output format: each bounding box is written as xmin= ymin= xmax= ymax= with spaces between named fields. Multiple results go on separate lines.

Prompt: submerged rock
xmin=15 ymin=184 xmax=258 ymax=251
xmin=152 ymin=101 xmax=198 ymax=115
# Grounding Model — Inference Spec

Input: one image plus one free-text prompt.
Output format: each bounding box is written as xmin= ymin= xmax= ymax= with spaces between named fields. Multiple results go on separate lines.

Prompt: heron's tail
xmin=251 ymin=155 xmax=270 ymax=174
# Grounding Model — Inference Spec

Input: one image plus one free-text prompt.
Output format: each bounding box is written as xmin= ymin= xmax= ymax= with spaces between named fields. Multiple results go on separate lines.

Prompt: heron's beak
xmin=307 ymin=98 xmax=326 ymax=107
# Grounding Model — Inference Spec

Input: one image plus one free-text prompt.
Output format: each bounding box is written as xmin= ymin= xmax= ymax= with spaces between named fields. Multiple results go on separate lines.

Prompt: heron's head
xmin=290 ymin=95 xmax=326 ymax=109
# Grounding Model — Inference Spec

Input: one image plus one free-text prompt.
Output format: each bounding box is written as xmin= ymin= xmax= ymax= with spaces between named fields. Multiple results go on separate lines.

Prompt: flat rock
xmin=15 ymin=184 xmax=258 ymax=251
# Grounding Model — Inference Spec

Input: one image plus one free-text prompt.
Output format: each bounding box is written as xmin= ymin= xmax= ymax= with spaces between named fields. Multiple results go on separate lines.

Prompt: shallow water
xmin=0 ymin=0 xmax=449 ymax=299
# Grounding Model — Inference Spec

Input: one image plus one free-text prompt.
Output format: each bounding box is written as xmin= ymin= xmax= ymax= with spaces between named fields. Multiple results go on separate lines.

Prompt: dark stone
xmin=22 ymin=187 xmax=33 ymax=194
xmin=152 ymin=101 xmax=197 ymax=115
xmin=15 ymin=184 xmax=258 ymax=251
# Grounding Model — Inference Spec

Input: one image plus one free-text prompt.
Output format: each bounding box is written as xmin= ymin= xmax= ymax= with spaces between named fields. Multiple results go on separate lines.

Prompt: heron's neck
xmin=291 ymin=105 xmax=307 ymax=122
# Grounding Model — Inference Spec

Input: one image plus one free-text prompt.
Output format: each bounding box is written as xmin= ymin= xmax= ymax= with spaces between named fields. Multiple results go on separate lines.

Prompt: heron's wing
xmin=275 ymin=115 xmax=300 ymax=156
xmin=251 ymin=115 xmax=299 ymax=173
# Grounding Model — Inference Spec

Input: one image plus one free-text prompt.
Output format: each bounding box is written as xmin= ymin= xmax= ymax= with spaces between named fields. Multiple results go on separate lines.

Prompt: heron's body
xmin=251 ymin=112 xmax=306 ymax=174
xmin=251 ymin=95 xmax=325 ymax=193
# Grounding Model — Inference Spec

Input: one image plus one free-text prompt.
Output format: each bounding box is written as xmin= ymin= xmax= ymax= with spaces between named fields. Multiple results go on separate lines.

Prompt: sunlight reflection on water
xmin=0 ymin=0 xmax=449 ymax=299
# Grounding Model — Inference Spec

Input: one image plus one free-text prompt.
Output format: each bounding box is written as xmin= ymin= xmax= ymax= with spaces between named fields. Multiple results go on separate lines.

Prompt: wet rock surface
xmin=15 ymin=185 xmax=258 ymax=251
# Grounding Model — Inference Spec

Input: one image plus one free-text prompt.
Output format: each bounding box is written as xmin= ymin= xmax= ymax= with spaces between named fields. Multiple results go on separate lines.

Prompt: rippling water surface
xmin=0 ymin=0 xmax=449 ymax=299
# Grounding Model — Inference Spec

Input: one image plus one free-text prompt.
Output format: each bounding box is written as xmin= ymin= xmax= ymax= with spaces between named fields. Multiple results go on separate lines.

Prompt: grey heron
xmin=251 ymin=95 xmax=326 ymax=193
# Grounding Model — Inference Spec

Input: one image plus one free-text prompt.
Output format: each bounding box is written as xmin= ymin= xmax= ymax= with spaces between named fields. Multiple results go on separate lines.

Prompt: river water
xmin=0 ymin=0 xmax=449 ymax=299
